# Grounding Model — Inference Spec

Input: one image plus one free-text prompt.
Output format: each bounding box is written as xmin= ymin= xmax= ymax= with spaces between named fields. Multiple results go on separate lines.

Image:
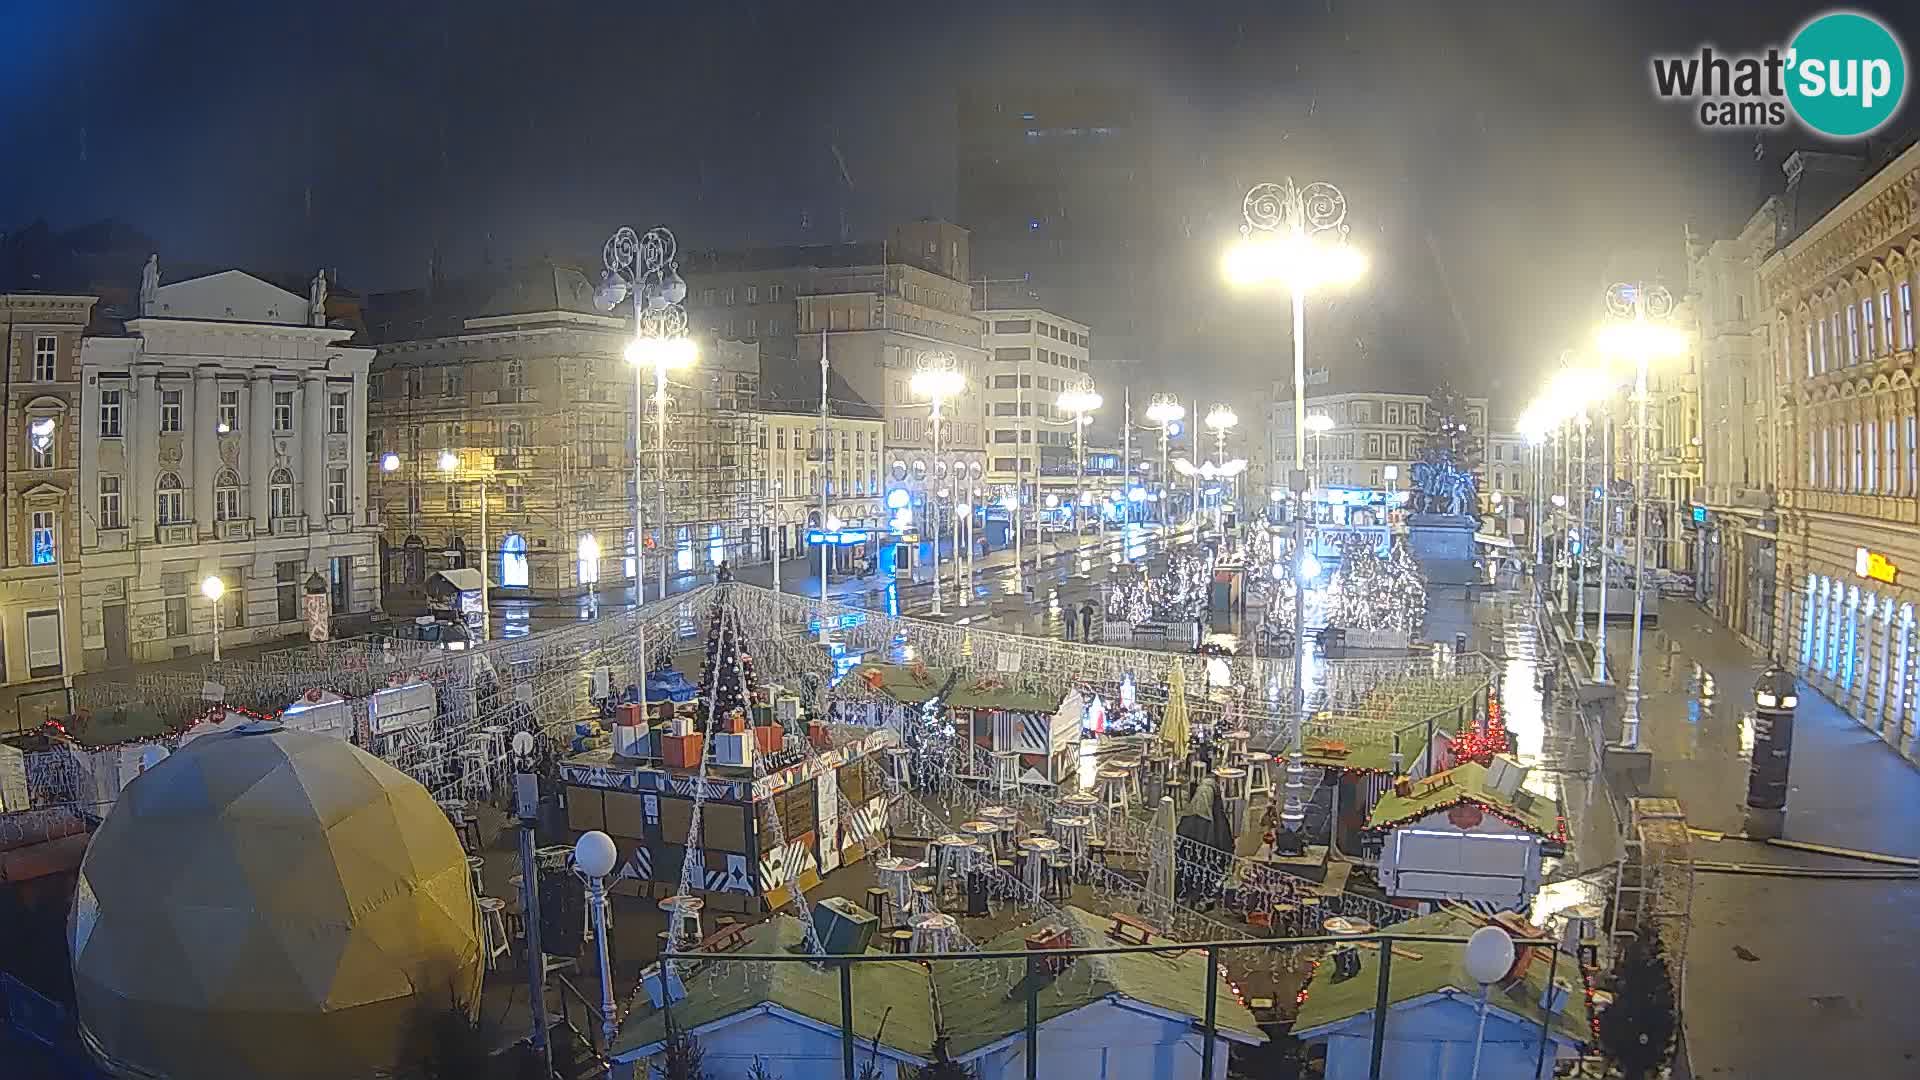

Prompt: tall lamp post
xmin=1057 ymin=383 xmax=1102 ymax=558
xmin=200 ymin=576 xmax=226 ymax=662
xmin=1143 ymin=395 xmax=1185 ymax=528
xmin=1205 ymin=404 xmax=1239 ymax=528
xmin=911 ymin=355 xmax=965 ymax=617
xmin=1303 ymin=412 xmax=1336 ymax=491
xmin=1225 ymin=178 xmax=1366 ymax=837
xmin=572 ymin=829 xmax=620 ymax=1052
xmin=438 ymin=451 xmax=490 ymax=641
xmin=597 ymin=225 xmax=692 ymax=605
xmin=1597 ymin=282 xmax=1686 ymax=748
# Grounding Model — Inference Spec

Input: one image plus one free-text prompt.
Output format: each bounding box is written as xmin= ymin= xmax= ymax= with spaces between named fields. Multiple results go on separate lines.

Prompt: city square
xmin=4 ymin=4 xmax=1920 ymax=1079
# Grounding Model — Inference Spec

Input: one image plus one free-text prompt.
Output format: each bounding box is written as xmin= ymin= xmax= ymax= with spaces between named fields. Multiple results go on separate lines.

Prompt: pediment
xmin=150 ymin=270 xmax=309 ymax=325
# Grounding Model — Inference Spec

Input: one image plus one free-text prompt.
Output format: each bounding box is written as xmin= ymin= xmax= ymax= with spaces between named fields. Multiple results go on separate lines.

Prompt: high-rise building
xmin=958 ymin=85 xmax=1156 ymax=381
xmin=980 ymin=307 xmax=1096 ymax=504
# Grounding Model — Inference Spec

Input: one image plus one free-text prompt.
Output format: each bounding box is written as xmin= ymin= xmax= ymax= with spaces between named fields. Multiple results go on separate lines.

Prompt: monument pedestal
xmin=1406 ymin=513 xmax=1480 ymax=600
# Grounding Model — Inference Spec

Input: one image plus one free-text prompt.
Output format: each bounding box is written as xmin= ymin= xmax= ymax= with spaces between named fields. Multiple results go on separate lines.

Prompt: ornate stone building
xmin=1760 ymin=143 xmax=1920 ymax=757
xmin=1 ymin=291 xmax=95 ymax=696
xmin=77 ymin=266 xmax=380 ymax=667
xmin=1688 ymin=200 xmax=1782 ymax=650
xmin=365 ymin=264 xmax=764 ymax=600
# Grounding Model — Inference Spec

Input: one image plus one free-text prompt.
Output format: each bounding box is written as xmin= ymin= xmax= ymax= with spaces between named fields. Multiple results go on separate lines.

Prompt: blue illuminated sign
xmin=806 ymin=530 xmax=870 ymax=546
xmin=1691 ymin=505 xmax=1708 ymax=525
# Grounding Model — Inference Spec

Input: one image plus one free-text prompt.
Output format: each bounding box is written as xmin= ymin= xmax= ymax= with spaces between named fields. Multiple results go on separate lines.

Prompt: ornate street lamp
xmin=1225 ymin=178 xmax=1367 ymax=837
xmin=911 ymin=353 xmax=965 ymax=616
xmin=599 ymin=225 xmax=693 ymax=606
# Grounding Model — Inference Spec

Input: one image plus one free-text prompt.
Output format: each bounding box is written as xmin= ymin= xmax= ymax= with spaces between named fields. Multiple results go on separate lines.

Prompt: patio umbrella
xmin=1160 ymin=663 xmax=1191 ymax=758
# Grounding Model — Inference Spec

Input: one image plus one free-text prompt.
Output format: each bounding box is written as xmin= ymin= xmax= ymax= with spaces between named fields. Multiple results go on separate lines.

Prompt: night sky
xmin=5 ymin=0 xmax=1916 ymax=411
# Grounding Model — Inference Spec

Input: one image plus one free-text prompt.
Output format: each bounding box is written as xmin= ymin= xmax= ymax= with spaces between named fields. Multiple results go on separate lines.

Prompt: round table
xmin=659 ymin=894 xmax=704 ymax=945
xmin=1049 ymin=815 xmax=1091 ymax=863
xmin=961 ymin=820 xmax=1001 ymax=851
xmin=1019 ymin=836 xmax=1062 ymax=898
xmin=909 ymin=910 xmax=959 ymax=953
xmin=1324 ymin=916 xmax=1373 ymax=936
xmin=874 ymin=857 xmax=925 ymax=914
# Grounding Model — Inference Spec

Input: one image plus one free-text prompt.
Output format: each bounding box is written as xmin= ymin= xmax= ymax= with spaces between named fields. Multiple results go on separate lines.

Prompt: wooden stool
xmin=467 ymin=855 xmax=487 ymax=898
xmin=1087 ymin=839 xmax=1108 ymax=868
xmin=1246 ymin=752 xmax=1275 ymax=799
xmin=889 ymin=928 xmax=915 ymax=955
xmin=911 ymin=882 xmax=936 ymax=913
xmin=865 ymin=887 xmax=892 ymax=925
xmin=1097 ymin=767 xmax=1132 ymax=813
xmin=478 ymin=897 xmax=510 ymax=969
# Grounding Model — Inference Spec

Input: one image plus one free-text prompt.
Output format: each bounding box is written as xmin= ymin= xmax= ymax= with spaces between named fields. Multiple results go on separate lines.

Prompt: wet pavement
xmin=1583 ymin=604 xmax=1920 ymax=1079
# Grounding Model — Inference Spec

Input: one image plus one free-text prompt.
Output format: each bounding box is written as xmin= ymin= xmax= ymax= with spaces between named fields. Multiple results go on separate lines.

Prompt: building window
xmin=444 ymin=368 xmax=464 ymax=397
xmin=1847 ymin=305 xmax=1859 ymax=363
xmin=1805 ymin=323 xmax=1817 ymax=377
xmin=270 ymin=467 xmax=295 ymax=519
xmin=32 ymin=335 xmax=56 ymax=381
xmin=28 ymin=419 xmax=54 ymax=468
xmin=327 ymin=466 xmax=348 ymax=515
xmin=215 ymin=469 xmax=241 ymax=521
xmin=505 ymin=423 xmax=525 ymax=451
xmin=747 ymin=318 xmax=758 ymax=337
xmin=1882 ymin=289 xmax=1895 ymax=353
xmin=1867 ymin=422 xmax=1878 ymax=491
xmin=30 ymin=510 xmax=55 ymax=565
xmin=274 ymin=391 xmax=294 ymax=431
xmin=329 ymin=391 xmax=349 ymax=434
xmin=769 ymin=284 xmax=784 ymax=302
xmin=1816 ymin=317 xmax=1828 ymax=372
xmin=1862 ymin=298 xmax=1877 ymax=357
xmin=776 ymin=428 xmax=786 ymax=450
xmin=1854 ymin=422 xmax=1864 ymax=490
xmin=506 ymin=359 xmax=525 ymax=389
xmin=99 ymin=389 xmax=123 ymax=437
xmin=504 ymin=484 xmax=525 ymax=511
xmin=156 ymin=472 xmax=185 ymax=525
xmin=98 ymin=476 xmax=123 ymax=529
xmin=160 ymin=388 xmax=183 ymax=432
xmin=1908 ymin=416 xmax=1917 ymax=495
xmin=1887 ymin=419 xmax=1900 ymax=494
xmin=447 ymin=484 xmax=462 ymax=512
xmin=276 ymin=561 xmax=302 ymax=622
xmin=1902 ymin=283 xmax=1915 ymax=351
xmin=165 ymin=597 xmax=188 ymax=638
xmin=219 ymin=389 xmax=240 ymax=432
xmin=746 ymin=285 xmax=759 ymax=303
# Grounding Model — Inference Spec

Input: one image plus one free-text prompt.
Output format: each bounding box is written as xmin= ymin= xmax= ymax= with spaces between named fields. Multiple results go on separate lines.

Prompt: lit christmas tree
xmin=1325 ymin=535 xmax=1427 ymax=633
xmin=697 ymin=609 xmax=758 ymax=717
xmin=1452 ymin=684 xmax=1511 ymax=764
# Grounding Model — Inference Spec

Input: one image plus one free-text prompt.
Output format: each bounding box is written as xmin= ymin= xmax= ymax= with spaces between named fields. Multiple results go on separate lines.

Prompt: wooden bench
xmin=1107 ymin=912 xmax=1158 ymax=946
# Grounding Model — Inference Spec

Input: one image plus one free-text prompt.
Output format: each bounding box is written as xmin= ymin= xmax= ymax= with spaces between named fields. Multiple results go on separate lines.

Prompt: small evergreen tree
xmin=1597 ymin=933 xmax=1678 ymax=1080
xmin=747 ymin=1057 xmax=782 ymax=1080
xmin=661 ymin=1005 xmax=709 ymax=1080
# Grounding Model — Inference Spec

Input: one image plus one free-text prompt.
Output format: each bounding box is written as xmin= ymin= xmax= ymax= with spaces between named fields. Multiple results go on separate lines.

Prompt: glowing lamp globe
xmin=574 ymin=830 xmax=619 ymax=878
xmin=69 ymin=723 xmax=482 ymax=1079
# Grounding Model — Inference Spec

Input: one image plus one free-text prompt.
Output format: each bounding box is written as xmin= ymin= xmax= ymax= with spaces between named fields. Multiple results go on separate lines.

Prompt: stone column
xmin=251 ymin=370 xmax=274 ymax=527
xmin=349 ymin=371 xmax=368 ymax=526
xmin=132 ymin=367 xmax=159 ymax=538
xmin=302 ymin=373 xmax=326 ymax=524
xmin=193 ymin=367 xmax=218 ymax=536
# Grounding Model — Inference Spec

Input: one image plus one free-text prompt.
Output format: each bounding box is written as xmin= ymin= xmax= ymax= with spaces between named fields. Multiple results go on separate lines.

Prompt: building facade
xmin=77 ymin=267 xmax=380 ymax=667
xmin=1689 ymin=201 xmax=1783 ymax=650
xmin=980 ymin=307 xmax=1095 ymax=503
xmin=757 ymin=404 xmax=885 ymax=562
xmin=365 ymin=264 xmax=765 ymax=599
xmin=1271 ymin=390 xmax=1488 ymax=493
xmin=2 ymin=292 xmax=95 ymax=693
xmin=1484 ymin=430 xmax=1533 ymax=517
xmin=1759 ymin=141 xmax=1920 ymax=758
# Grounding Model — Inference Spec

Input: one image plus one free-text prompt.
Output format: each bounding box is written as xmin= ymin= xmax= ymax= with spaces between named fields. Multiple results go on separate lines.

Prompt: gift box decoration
xmin=754 ymin=725 xmax=785 ymax=754
xmin=662 ymin=733 xmax=705 ymax=769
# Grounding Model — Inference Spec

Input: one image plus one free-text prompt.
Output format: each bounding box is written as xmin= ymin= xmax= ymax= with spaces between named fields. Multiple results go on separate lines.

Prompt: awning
xmin=429 ymin=568 xmax=487 ymax=593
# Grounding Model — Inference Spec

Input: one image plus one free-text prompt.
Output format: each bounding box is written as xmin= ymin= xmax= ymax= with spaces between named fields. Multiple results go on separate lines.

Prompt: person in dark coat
xmin=1079 ymin=600 xmax=1095 ymax=641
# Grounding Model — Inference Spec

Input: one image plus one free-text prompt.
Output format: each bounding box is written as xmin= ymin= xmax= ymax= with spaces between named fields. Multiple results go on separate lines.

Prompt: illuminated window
xmin=30 ymin=511 xmax=55 ymax=565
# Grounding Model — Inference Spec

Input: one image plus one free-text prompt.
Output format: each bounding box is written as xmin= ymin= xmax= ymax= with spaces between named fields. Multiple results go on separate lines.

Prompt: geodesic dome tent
xmin=69 ymin=721 xmax=483 ymax=1079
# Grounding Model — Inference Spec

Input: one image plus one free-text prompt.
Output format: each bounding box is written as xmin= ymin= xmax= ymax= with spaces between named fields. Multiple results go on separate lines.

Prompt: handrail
xmin=665 ymin=930 xmax=1477 ymax=964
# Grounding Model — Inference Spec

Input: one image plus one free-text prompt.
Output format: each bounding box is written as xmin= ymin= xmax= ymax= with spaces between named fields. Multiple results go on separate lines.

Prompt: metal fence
xmin=659 ymin=925 xmax=1598 ymax=1080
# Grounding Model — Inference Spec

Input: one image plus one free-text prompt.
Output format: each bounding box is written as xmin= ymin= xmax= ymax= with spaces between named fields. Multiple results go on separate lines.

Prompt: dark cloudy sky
xmin=4 ymin=0 xmax=1916 ymax=411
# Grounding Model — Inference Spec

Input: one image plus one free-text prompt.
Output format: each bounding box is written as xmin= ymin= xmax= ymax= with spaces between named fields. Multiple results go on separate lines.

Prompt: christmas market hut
xmin=1291 ymin=909 xmax=1591 ymax=1080
xmin=1363 ymin=758 xmax=1564 ymax=911
xmin=560 ymin=608 xmax=897 ymax=910
xmin=843 ymin=662 xmax=1081 ymax=786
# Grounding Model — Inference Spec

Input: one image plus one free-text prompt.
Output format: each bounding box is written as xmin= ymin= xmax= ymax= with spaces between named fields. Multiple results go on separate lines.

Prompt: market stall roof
xmin=427 ymin=567 xmax=486 ymax=595
xmin=611 ymin=916 xmax=939 ymax=1061
xmin=1364 ymin=760 xmax=1559 ymax=838
xmin=1292 ymin=909 xmax=1591 ymax=1046
xmin=933 ymin=907 xmax=1266 ymax=1057
xmin=853 ymin=663 xmax=1060 ymax=713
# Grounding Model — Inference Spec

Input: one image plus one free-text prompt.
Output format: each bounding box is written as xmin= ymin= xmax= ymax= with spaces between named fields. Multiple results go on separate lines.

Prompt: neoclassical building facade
xmin=1760 ymin=143 xmax=1920 ymax=759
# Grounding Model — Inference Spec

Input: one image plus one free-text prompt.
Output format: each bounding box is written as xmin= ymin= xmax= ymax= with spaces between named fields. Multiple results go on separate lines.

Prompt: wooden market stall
xmin=559 ymin=723 xmax=898 ymax=912
xmin=849 ymin=663 xmax=1079 ymax=787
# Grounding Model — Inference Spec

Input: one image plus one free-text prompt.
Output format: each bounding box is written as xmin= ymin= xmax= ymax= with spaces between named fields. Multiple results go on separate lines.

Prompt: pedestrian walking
xmin=1063 ymin=609 xmax=1076 ymax=641
xmin=1079 ymin=600 xmax=1095 ymax=641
